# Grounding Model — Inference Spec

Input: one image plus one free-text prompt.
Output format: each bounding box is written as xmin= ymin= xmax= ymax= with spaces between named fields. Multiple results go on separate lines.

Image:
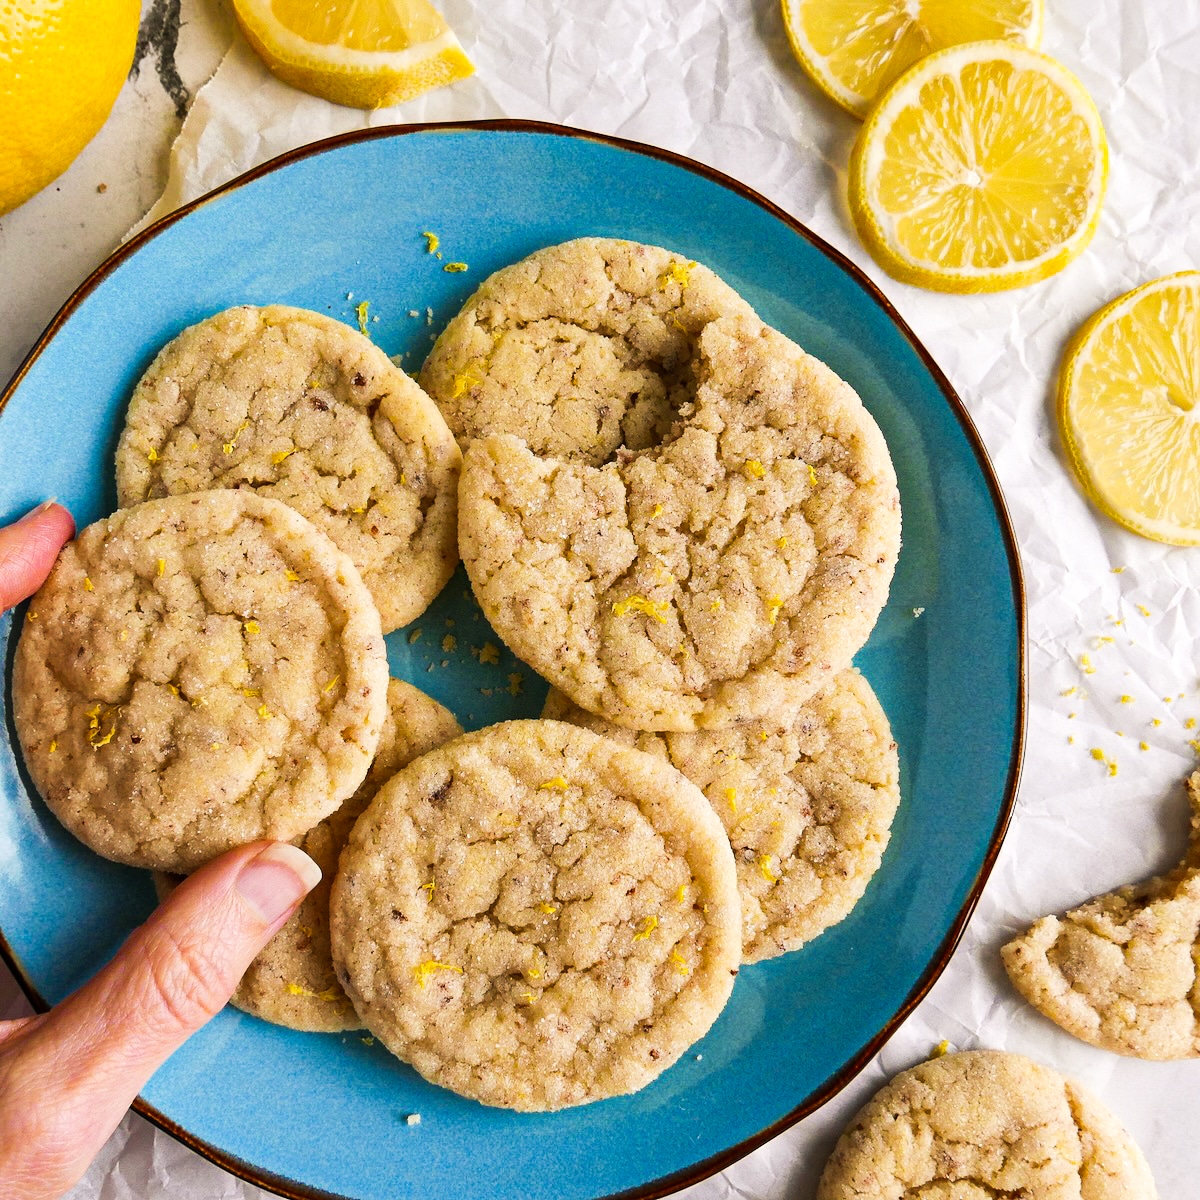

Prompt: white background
xmin=1 ymin=1 xmax=1198 ymax=1196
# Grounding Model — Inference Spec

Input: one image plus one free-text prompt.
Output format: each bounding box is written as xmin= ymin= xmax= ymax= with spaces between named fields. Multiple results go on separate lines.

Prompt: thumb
xmin=2 ymin=842 xmax=319 ymax=1194
xmin=0 ymin=501 xmax=75 ymax=613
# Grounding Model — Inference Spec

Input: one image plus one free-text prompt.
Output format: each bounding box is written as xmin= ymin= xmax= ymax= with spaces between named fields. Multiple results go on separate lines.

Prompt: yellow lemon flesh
xmin=781 ymin=0 xmax=1042 ymax=118
xmin=0 ymin=0 xmax=141 ymax=217
xmin=232 ymin=0 xmax=473 ymax=110
xmin=1058 ymin=272 xmax=1200 ymax=546
xmin=848 ymin=41 xmax=1107 ymax=293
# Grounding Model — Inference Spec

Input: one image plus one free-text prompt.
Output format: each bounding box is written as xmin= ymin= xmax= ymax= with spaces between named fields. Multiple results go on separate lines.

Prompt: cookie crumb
xmin=405 ymin=1113 xmax=422 ymax=1126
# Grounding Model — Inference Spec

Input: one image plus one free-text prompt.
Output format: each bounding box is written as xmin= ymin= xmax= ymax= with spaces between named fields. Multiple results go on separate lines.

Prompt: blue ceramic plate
xmin=0 ymin=123 xmax=1024 ymax=1200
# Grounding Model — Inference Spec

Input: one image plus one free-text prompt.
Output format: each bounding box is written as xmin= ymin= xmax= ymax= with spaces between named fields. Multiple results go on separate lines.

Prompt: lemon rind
xmin=1057 ymin=270 xmax=1200 ymax=546
xmin=847 ymin=40 xmax=1107 ymax=293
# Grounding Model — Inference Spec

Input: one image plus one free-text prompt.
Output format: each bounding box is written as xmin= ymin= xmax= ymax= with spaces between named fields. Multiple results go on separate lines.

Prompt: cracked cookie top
xmin=13 ymin=492 xmax=389 ymax=872
xmin=330 ymin=719 xmax=741 ymax=1111
xmin=155 ymin=678 xmax=463 ymax=1033
xmin=1002 ymin=770 xmax=1200 ymax=1061
xmin=115 ymin=304 xmax=462 ymax=632
xmin=459 ymin=313 xmax=901 ymax=730
xmin=418 ymin=237 xmax=756 ymax=465
xmin=542 ymin=666 xmax=899 ymax=962
xmin=817 ymin=1050 xmax=1158 ymax=1199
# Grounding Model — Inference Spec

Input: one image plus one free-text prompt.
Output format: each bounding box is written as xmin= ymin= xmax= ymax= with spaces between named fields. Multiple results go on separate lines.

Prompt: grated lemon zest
xmin=724 ymin=786 xmax=738 ymax=814
xmin=538 ymin=903 xmax=558 ymax=914
xmin=539 ymin=777 xmax=569 ymax=790
xmin=1090 ymin=748 xmax=1105 ymax=760
xmin=675 ymin=884 xmax=688 ymax=904
xmin=807 ymin=463 xmax=818 ymax=486
xmin=1137 ymin=604 xmax=1152 ymax=617
xmin=444 ymin=262 xmax=468 ymax=273
xmin=83 ymin=577 xmax=94 ymax=591
xmin=285 ymin=982 xmax=342 ymax=1002
xmin=766 ymin=595 xmax=783 ymax=626
xmin=257 ymin=704 xmax=272 ymax=719
xmin=758 ymin=853 xmax=778 ymax=882
xmin=413 ymin=960 xmax=462 ymax=988
xmin=933 ymin=1039 xmax=951 ymax=1058
xmin=245 ymin=620 xmax=260 ymax=634
xmin=612 ymin=595 xmax=670 ymax=624
xmin=421 ymin=231 xmax=440 ymax=254
xmin=285 ymin=569 xmax=301 ymax=582
xmin=323 ymin=674 xmax=340 ymax=694
xmin=157 ymin=558 xmax=165 ymax=577
xmin=48 ymin=740 xmax=56 ymax=753
xmin=634 ymin=915 xmax=658 ymax=940
xmin=777 ymin=536 xmax=788 ymax=549
xmin=710 ymin=597 xmax=722 ymax=612
xmin=1187 ymin=718 xmax=1198 ymax=730
xmin=242 ymin=688 xmax=260 ymax=698
xmin=1120 ymin=695 xmax=1133 ymax=704
xmin=670 ymin=949 xmax=690 ymax=975
xmin=744 ymin=459 xmax=766 ymax=479
xmin=1140 ymin=741 xmax=1149 ymax=751
xmin=272 ymin=448 xmax=295 ymax=465
xmin=420 ymin=880 xmax=435 ymax=897
xmin=356 ymin=301 xmax=371 ymax=335
xmin=658 ymin=261 xmax=692 ymax=290
xmin=147 ymin=447 xmax=158 ymax=463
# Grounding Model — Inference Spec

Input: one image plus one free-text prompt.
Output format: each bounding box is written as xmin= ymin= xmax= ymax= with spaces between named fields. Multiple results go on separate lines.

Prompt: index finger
xmin=0 ymin=503 xmax=75 ymax=614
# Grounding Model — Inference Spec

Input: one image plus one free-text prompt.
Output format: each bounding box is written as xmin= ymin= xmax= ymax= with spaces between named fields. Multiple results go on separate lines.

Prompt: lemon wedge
xmin=848 ymin=41 xmax=1107 ymax=293
xmin=232 ymin=0 xmax=473 ymax=110
xmin=781 ymin=0 xmax=1042 ymax=118
xmin=1058 ymin=272 xmax=1200 ymax=546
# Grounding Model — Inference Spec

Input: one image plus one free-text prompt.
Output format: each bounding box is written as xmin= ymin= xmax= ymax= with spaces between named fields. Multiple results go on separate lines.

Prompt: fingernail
xmin=16 ymin=499 xmax=58 ymax=524
xmin=235 ymin=843 xmax=322 ymax=924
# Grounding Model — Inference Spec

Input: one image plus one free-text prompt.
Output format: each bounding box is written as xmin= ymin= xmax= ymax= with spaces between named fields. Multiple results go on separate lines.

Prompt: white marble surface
xmin=2 ymin=1 xmax=1198 ymax=1197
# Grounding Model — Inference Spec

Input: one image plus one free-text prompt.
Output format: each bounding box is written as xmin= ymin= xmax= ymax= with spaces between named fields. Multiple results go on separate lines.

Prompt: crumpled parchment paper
xmin=51 ymin=0 xmax=1200 ymax=1195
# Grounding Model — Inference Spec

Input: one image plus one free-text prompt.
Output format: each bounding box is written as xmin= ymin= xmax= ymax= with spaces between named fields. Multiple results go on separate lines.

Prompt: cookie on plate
xmin=817 ymin=1049 xmax=1157 ymax=1199
xmin=13 ymin=492 xmax=388 ymax=873
xmin=330 ymin=719 xmax=741 ymax=1111
xmin=418 ymin=237 xmax=757 ymax=465
xmin=543 ymin=666 xmax=899 ymax=962
xmin=155 ymin=678 xmax=462 ymax=1032
xmin=115 ymin=304 xmax=462 ymax=632
xmin=459 ymin=313 xmax=901 ymax=730
xmin=1002 ymin=770 xmax=1200 ymax=1060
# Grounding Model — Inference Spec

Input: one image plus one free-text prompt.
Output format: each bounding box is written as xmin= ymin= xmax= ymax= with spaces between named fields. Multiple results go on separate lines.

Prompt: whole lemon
xmin=0 ymin=0 xmax=142 ymax=217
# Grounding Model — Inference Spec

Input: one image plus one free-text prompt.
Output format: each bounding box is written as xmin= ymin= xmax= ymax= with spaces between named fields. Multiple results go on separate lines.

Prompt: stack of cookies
xmin=13 ymin=238 xmax=903 ymax=1112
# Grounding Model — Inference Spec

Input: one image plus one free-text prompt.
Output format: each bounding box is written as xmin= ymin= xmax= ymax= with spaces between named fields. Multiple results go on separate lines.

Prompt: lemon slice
xmin=848 ymin=41 xmax=1107 ymax=293
xmin=781 ymin=0 xmax=1042 ymax=118
xmin=1058 ymin=272 xmax=1200 ymax=546
xmin=232 ymin=0 xmax=473 ymax=110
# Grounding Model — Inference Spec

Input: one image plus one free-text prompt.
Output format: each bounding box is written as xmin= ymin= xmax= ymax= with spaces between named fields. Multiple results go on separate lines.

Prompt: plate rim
xmin=0 ymin=117 xmax=1028 ymax=1200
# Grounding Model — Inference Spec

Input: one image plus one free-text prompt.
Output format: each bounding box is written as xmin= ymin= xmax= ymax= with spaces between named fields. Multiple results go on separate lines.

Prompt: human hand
xmin=0 ymin=501 xmax=322 ymax=1200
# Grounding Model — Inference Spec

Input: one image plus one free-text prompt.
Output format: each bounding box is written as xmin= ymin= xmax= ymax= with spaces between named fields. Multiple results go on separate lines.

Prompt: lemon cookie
xmin=418 ymin=237 xmax=756 ymax=465
xmin=1002 ymin=770 xmax=1200 ymax=1060
xmin=460 ymin=313 xmax=901 ymax=730
xmin=156 ymin=678 xmax=462 ymax=1032
xmin=115 ymin=304 xmax=462 ymax=632
xmin=330 ymin=719 xmax=741 ymax=1111
xmin=818 ymin=1049 xmax=1157 ymax=1199
xmin=13 ymin=492 xmax=388 ymax=873
xmin=543 ymin=667 xmax=899 ymax=962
